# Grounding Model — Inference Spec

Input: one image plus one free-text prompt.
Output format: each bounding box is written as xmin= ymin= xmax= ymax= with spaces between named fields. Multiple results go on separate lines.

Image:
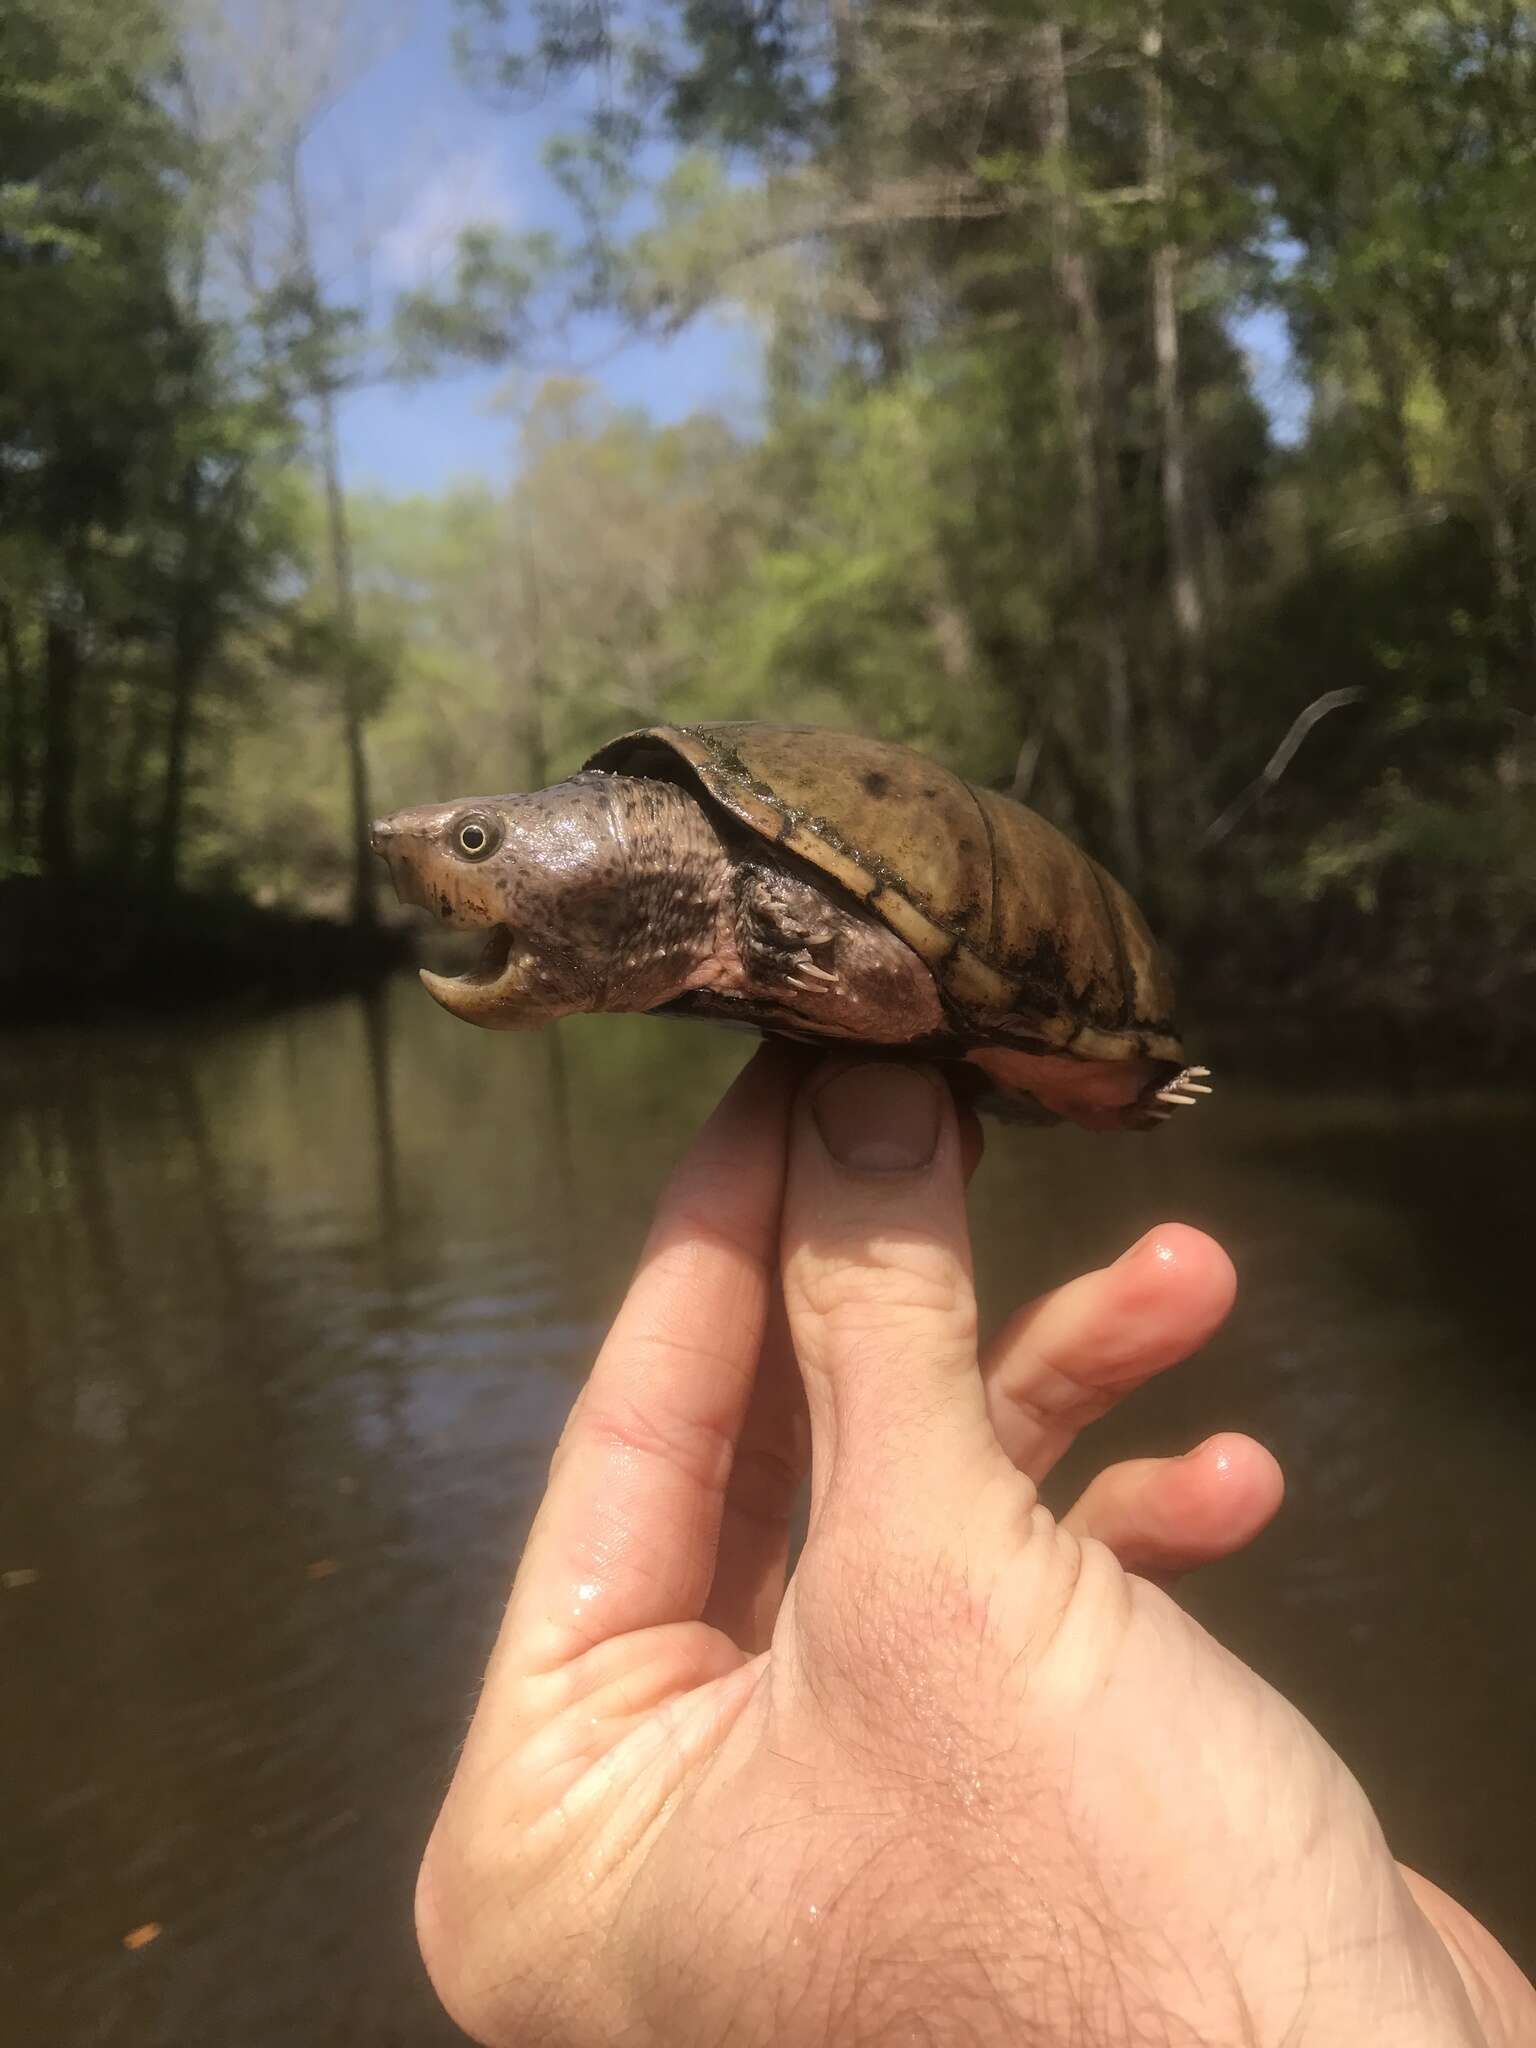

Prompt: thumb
xmin=781 ymin=1059 xmax=1003 ymax=1532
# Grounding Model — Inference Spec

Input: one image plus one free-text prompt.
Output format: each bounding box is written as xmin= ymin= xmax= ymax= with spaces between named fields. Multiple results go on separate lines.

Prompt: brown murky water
xmin=2 ymin=983 xmax=1532 ymax=2044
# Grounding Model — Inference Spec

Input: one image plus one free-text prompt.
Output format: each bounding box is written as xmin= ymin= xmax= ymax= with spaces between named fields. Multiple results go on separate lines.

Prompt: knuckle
xmin=794 ymin=1236 xmax=976 ymax=1338
xmin=579 ymin=1365 xmax=736 ymax=1494
xmin=650 ymin=1183 xmax=772 ymax=1273
xmin=812 ymin=1295 xmax=980 ymax=1388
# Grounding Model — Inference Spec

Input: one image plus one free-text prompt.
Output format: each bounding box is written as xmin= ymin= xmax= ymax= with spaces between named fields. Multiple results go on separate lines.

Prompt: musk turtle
xmin=370 ymin=722 xmax=1209 ymax=1130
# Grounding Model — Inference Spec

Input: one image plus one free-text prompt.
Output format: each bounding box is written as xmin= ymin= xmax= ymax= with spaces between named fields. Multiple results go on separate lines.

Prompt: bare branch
xmin=638 ymin=163 xmax=1161 ymax=340
xmin=1326 ymin=501 xmax=1451 ymax=550
xmin=1201 ymin=689 xmax=1367 ymax=846
xmin=1010 ymin=731 xmax=1044 ymax=803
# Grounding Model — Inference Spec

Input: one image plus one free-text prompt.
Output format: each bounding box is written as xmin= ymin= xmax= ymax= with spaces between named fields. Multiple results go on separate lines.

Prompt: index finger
xmin=488 ymin=1042 xmax=796 ymax=1682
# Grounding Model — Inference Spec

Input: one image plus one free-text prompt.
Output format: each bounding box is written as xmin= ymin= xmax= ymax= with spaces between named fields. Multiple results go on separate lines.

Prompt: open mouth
xmin=462 ymin=925 xmax=514 ymax=986
xmin=417 ymin=923 xmax=523 ymax=1021
xmin=415 ymin=921 xmax=515 ymax=985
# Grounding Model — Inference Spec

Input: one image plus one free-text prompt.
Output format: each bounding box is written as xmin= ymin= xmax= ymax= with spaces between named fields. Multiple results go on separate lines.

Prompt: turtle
xmin=369 ymin=721 xmax=1210 ymax=1131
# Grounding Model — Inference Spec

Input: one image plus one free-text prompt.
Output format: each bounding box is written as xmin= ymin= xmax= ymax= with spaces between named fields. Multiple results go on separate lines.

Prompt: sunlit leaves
xmin=394 ymin=227 xmax=560 ymax=377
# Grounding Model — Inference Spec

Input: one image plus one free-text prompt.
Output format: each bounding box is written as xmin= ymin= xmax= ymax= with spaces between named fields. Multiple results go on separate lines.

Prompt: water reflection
xmin=357 ymin=984 xmax=401 ymax=1243
xmin=1 ymin=987 xmax=1532 ymax=2041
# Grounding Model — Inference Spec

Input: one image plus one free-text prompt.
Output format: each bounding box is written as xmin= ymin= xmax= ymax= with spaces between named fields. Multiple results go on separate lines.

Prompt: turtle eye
xmin=452 ymin=814 xmax=500 ymax=862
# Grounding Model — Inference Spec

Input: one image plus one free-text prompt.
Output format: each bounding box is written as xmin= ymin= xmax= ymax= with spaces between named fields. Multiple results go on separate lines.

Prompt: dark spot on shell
xmin=861 ymin=769 xmax=892 ymax=798
xmin=999 ymin=926 xmax=1076 ymax=1015
xmin=957 ymin=837 xmax=975 ymax=856
xmin=922 ymin=785 xmax=939 ymax=798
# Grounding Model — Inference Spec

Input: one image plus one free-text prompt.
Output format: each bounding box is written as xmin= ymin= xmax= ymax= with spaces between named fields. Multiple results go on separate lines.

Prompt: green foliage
xmin=4 ymin=0 xmax=1532 ymax=1042
xmin=0 ymin=0 xmax=188 ymax=544
xmin=0 ymin=0 xmax=312 ymax=895
xmin=395 ymin=227 xmax=560 ymax=377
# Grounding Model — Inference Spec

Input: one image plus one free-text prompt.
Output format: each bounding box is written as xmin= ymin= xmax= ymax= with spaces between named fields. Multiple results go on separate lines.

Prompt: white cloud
xmin=377 ymin=145 xmax=521 ymax=289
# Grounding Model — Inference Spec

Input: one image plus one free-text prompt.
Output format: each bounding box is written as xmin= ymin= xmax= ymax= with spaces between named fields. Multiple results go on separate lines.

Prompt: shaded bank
xmin=0 ymin=877 xmax=407 ymax=1024
xmin=2 ymin=869 xmax=1525 ymax=1088
xmin=1187 ymin=966 xmax=1536 ymax=1092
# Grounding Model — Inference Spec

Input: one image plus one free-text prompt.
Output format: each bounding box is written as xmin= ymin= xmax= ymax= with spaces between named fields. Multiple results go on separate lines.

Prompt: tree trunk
xmin=1498 ymin=304 xmax=1536 ymax=673
xmin=317 ymin=379 xmax=376 ymax=929
xmin=39 ymin=613 xmax=81 ymax=882
xmin=1028 ymin=20 xmax=1140 ymax=889
xmin=154 ymin=642 xmax=201 ymax=901
xmin=1 ymin=599 xmax=29 ymax=855
xmin=1142 ymin=15 xmax=1207 ymax=710
xmin=1193 ymin=462 xmax=1228 ymax=627
xmin=153 ymin=635 xmax=206 ymax=904
xmin=829 ymin=0 xmax=907 ymax=382
xmin=151 ymin=469 xmax=210 ymax=901
xmin=1472 ymin=394 xmax=1525 ymax=657
xmin=113 ymin=670 xmax=159 ymax=858
xmin=1358 ymin=308 xmax=1418 ymax=513
xmin=1427 ymin=315 xmax=1529 ymax=667
xmin=284 ymin=140 xmax=377 ymax=931
xmin=516 ymin=510 xmax=552 ymax=788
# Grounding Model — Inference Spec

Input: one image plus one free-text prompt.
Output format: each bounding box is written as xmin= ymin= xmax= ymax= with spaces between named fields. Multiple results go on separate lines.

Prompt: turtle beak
xmin=417 ymin=930 xmax=545 ymax=1028
xmin=370 ymin=795 xmax=578 ymax=1029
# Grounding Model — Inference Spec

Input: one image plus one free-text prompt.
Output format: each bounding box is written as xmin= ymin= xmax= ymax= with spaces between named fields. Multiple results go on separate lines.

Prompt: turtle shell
xmin=583 ymin=721 xmax=1183 ymax=1068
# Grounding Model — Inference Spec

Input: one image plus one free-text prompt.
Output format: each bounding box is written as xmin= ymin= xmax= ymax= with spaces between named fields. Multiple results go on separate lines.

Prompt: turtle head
xmin=370 ymin=781 xmax=616 ymax=1028
xmin=370 ymin=771 xmax=732 ymax=1029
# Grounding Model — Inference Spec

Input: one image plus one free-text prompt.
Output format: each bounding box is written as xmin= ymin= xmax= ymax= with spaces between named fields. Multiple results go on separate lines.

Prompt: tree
xmin=175 ymin=0 xmax=420 ymax=927
xmin=0 ymin=0 xmax=287 ymax=890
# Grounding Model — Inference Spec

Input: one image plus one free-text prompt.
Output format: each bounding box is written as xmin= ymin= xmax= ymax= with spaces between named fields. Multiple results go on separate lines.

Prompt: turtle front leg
xmin=727 ymin=863 xmax=945 ymax=1043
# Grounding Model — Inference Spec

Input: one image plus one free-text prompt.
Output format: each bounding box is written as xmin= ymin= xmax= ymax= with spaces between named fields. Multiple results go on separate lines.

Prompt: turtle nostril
xmin=369 ymin=818 xmax=394 ymax=854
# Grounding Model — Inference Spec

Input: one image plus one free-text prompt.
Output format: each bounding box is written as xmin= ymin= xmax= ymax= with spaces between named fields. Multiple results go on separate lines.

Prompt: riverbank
xmin=2 ymin=873 xmax=1526 ymax=1086
xmin=0 ymin=876 xmax=409 ymax=1025
xmin=1186 ymin=950 xmax=1534 ymax=1089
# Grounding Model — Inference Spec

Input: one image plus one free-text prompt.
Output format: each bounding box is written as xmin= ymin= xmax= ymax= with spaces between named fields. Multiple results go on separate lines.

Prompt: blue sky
xmin=307 ymin=1 xmax=1303 ymax=498
xmin=303 ymin=0 xmax=762 ymax=495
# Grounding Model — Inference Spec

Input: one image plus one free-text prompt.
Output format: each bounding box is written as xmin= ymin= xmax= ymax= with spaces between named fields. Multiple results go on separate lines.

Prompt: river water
xmin=2 ymin=981 xmax=1531 ymax=2044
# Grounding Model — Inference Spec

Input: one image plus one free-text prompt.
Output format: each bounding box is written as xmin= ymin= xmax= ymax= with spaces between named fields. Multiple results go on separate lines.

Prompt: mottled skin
xmin=370 ymin=773 xmax=943 ymax=1042
xmin=371 ymin=724 xmax=1208 ymax=1131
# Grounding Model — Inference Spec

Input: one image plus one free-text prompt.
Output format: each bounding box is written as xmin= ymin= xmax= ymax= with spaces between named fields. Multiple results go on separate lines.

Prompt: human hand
xmin=417 ymin=1050 xmax=1533 ymax=2047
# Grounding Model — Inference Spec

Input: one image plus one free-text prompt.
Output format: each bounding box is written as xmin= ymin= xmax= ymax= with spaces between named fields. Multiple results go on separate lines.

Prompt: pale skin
xmin=417 ymin=1047 xmax=1535 ymax=2047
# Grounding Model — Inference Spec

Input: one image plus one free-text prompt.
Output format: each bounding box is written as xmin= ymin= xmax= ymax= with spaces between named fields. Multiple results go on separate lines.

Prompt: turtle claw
xmin=1153 ymin=1065 xmax=1215 ymax=1110
xmin=785 ymin=951 xmax=838 ymax=994
xmin=791 ymin=952 xmax=838 ymax=985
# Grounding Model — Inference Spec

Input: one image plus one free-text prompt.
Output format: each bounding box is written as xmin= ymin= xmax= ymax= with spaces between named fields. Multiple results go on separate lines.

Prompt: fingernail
xmin=1184 ymin=1434 xmax=1233 ymax=1474
xmin=1115 ymin=1229 xmax=1173 ymax=1268
xmin=811 ymin=1063 xmax=942 ymax=1174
